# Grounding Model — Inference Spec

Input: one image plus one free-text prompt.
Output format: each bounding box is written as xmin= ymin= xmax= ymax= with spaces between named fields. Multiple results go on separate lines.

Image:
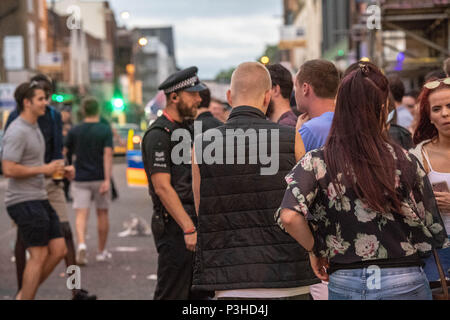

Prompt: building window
xmin=39 ymin=27 xmax=47 ymax=53
xmin=38 ymin=0 xmax=46 ymax=20
xmin=27 ymin=0 xmax=34 ymax=13
xmin=28 ymin=21 xmax=36 ymax=69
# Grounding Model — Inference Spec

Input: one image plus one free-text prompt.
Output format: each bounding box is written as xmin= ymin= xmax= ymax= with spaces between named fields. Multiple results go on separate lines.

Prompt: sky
xmin=107 ymin=0 xmax=283 ymax=79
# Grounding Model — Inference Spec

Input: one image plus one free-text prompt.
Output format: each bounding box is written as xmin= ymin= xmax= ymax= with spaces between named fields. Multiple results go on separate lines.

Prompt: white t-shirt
xmin=214 ymin=286 xmax=310 ymax=299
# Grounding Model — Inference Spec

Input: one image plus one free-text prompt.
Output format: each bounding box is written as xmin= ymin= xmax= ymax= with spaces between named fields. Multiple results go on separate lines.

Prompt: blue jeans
xmin=328 ymin=266 xmax=432 ymax=300
xmin=423 ymin=238 xmax=450 ymax=281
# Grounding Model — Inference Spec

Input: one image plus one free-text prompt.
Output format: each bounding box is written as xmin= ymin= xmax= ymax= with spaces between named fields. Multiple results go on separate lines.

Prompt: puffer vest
xmin=192 ymin=106 xmax=319 ymax=291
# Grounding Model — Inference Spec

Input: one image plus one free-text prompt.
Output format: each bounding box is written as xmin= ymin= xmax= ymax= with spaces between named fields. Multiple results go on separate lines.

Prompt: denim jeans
xmin=423 ymin=237 xmax=450 ymax=281
xmin=328 ymin=266 xmax=432 ymax=300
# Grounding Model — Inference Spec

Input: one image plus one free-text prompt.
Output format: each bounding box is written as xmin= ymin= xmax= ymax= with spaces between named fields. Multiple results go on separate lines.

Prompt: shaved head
xmin=229 ymin=62 xmax=272 ymax=107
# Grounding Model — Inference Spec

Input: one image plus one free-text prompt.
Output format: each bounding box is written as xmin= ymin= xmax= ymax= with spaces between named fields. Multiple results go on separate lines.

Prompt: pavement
xmin=0 ymin=159 xmax=158 ymax=300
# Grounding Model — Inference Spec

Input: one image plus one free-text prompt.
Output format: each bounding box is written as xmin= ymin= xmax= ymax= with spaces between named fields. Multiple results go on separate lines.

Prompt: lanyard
xmin=163 ymin=110 xmax=175 ymax=123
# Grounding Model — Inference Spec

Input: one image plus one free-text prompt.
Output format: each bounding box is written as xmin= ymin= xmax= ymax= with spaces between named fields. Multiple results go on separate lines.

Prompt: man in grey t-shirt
xmin=3 ymin=116 xmax=47 ymax=206
xmin=2 ymin=82 xmax=66 ymax=300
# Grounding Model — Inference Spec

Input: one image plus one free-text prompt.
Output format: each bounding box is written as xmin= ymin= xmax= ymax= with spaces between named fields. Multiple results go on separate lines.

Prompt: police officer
xmin=142 ymin=67 xmax=205 ymax=300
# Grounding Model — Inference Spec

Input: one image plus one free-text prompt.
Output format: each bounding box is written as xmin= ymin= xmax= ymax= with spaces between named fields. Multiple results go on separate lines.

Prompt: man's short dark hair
xmin=82 ymin=97 xmax=100 ymax=117
xmin=267 ymin=64 xmax=293 ymax=100
xmin=14 ymin=81 xmax=45 ymax=113
xmin=31 ymin=74 xmax=53 ymax=95
xmin=199 ymin=87 xmax=211 ymax=109
xmin=424 ymin=69 xmax=446 ymax=82
xmin=405 ymin=89 xmax=420 ymax=100
xmin=297 ymin=59 xmax=339 ymax=99
xmin=387 ymin=75 xmax=405 ymax=103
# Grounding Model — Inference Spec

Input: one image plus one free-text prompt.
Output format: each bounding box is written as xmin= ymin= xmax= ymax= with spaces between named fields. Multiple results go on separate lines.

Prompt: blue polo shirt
xmin=299 ymin=112 xmax=334 ymax=152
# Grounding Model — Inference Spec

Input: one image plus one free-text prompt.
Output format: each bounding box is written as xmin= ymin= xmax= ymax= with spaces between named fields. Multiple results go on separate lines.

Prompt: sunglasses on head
xmin=423 ymin=77 xmax=450 ymax=89
xmin=29 ymin=80 xmax=40 ymax=88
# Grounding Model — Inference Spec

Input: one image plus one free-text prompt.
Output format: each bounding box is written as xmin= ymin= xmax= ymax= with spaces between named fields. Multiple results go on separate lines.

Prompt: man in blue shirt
xmin=294 ymin=60 xmax=340 ymax=154
xmin=292 ymin=59 xmax=340 ymax=300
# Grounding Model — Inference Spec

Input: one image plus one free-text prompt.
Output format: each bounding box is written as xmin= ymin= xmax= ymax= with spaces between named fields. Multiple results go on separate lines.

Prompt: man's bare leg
xmin=97 ymin=209 xmax=109 ymax=253
xmin=39 ymin=238 xmax=67 ymax=284
xmin=18 ymin=246 xmax=48 ymax=300
xmin=75 ymin=208 xmax=89 ymax=245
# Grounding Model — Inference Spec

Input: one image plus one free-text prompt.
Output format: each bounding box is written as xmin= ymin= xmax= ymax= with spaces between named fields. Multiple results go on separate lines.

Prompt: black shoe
xmin=72 ymin=289 xmax=97 ymax=300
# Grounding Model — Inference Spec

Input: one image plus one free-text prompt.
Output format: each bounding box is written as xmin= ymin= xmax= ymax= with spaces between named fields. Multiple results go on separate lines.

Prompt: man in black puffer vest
xmin=192 ymin=62 xmax=319 ymax=299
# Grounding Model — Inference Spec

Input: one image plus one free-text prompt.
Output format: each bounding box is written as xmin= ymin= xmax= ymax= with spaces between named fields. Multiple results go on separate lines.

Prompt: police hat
xmin=158 ymin=66 xmax=207 ymax=94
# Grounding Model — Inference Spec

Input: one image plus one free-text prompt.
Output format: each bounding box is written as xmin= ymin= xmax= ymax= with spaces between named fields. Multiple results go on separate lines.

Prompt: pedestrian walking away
xmin=64 ymin=97 xmax=114 ymax=266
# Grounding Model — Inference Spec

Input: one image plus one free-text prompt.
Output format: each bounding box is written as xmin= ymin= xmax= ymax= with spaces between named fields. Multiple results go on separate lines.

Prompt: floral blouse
xmin=275 ymin=146 xmax=449 ymax=266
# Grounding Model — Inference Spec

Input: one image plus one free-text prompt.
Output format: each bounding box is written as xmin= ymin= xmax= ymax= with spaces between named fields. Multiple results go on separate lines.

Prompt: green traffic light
xmin=52 ymin=94 xmax=64 ymax=103
xmin=112 ymin=98 xmax=125 ymax=111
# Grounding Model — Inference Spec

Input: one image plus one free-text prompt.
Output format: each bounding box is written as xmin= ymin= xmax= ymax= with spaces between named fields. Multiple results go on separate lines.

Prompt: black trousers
xmin=152 ymin=217 xmax=196 ymax=300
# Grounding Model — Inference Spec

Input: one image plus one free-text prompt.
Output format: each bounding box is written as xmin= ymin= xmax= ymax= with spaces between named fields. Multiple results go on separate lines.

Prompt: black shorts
xmin=7 ymin=200 xmax=63 ymax=249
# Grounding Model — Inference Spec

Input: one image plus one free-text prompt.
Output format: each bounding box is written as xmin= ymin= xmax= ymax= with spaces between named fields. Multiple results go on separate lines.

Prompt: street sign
xmin=0 ymin=83 xmax=17 ymax=110
xmin=3 ymin=36 xmax=24 ymax=70
xmin=90 ymin=60 xmax=113 ymax=81
xmin=38 ymin=52 xmax=63 ymax=70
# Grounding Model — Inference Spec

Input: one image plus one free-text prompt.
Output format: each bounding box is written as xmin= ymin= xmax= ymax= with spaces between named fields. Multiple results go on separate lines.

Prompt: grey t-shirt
xmin=2 ymin=117 xmax=47 ymax=206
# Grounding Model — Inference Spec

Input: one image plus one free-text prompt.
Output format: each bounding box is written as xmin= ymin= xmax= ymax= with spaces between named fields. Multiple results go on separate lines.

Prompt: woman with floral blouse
xmin=276 ymin=63 xmax=448 ymax=300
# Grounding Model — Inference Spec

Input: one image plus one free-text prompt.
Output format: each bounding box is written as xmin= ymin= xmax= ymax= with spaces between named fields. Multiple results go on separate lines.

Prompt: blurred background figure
xmin=266 ymin=64 xmax=297 ymax=127
xmin=402 ymin=89 xmax=421 ymax=133
xmin=60 ymin=105 xmax=73 ymax=202
xmin=388 ymin=75 xmax=414 ymax=132
xmin=425 ymin=69 xmax=447 ymax=83
xmin=443 ymin=58 xmax=450 ymax=77
xmin=195 ymin=85 xmax=223 ymax=133
xmin=210 ymin=99 xmax=230 ymax=123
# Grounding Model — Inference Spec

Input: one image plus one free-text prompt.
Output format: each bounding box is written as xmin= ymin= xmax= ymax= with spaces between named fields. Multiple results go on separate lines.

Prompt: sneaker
xmin=76 ymin=243 xmax=88 ymax=265
xmin=96 ymin=250 xmax=112 ymax=262
xmin=72 ymin=289 xmax=97 ymax=300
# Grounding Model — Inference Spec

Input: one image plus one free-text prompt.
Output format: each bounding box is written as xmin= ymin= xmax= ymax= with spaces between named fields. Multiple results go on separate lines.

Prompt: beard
xmin=266 ymin=100 xmax=275 ymax=118
xmin=176 ymin=99 xmax=198 ymax=120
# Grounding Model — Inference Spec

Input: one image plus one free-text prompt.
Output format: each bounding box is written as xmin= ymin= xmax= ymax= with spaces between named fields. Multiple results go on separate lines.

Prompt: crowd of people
xmin=1 ymin=56 xmax=449 ymax=300
xmin=142 ymin=59 xmax=449 ymax=301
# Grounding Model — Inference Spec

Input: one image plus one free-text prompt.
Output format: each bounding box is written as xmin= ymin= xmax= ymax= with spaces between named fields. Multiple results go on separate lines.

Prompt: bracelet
xmin=184 ymin=227 xmax=197 ymax=235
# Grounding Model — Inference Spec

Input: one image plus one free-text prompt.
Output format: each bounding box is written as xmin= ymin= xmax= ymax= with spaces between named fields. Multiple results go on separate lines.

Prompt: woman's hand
xmin=434 ymin=192 xmax=450 ymax=213
xmin=309 ymin=253 xmax=329 ymax=281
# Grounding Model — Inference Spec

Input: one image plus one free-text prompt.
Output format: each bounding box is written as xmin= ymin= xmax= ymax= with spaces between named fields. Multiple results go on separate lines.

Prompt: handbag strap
xmin=432 ymin=249 xmax=449 ymax=299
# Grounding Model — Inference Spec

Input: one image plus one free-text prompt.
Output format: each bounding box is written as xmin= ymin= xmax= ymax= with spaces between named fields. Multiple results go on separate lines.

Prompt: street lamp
xmin=121 ymin=11 xmax=130 ymax=20
xmin=138 ymin=37 xmax=148 ymax=47
xmin=260 ymin=56 xmax=270 ymax=65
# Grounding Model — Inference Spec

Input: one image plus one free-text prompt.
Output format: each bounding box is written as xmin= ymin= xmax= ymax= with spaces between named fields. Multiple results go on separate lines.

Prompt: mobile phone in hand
xmin=432 ymin=181 xmax=450 ymax=193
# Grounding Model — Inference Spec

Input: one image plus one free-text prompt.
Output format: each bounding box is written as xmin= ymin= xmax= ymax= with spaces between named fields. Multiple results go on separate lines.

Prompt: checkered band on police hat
xmin=164 ymin=76 xmax=199 ymax=94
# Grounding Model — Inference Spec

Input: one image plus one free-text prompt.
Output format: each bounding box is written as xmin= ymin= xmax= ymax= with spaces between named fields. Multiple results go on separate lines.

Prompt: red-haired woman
xmin=410 ymin=77 xmax=450 ymax=281
xmin=275 ymin=63 xmax=448 ymax=300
